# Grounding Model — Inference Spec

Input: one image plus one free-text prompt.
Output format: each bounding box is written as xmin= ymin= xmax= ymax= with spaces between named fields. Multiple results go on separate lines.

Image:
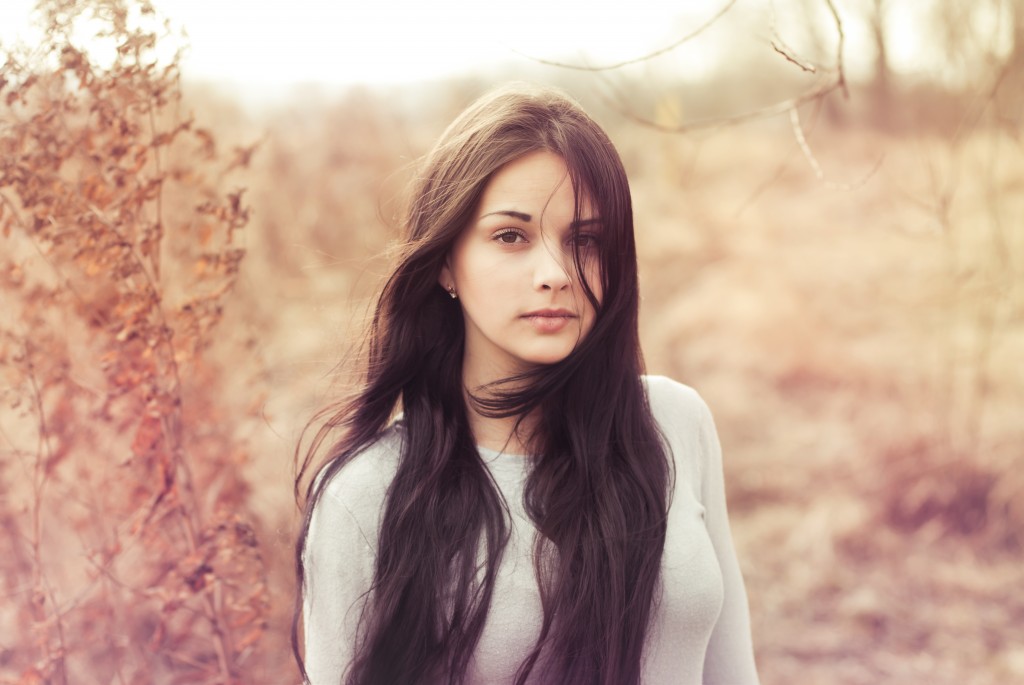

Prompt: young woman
xmin=295 ymin=84 xmax=759 ymax=685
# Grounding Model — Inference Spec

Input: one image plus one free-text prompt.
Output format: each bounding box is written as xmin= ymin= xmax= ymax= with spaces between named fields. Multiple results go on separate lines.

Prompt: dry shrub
xmin=880 ymin=437 xmax=1024 ymax=553
xmin=0 ymin=1 xmax=269 ymax=683
xmin=881 ymin=440 xmax=992 ymax=535
xmin=875 ymin=121 xmax=1024 ymax=556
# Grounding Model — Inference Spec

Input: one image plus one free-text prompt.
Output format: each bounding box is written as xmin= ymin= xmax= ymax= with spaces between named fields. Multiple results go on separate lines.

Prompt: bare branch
xmin=599 ymin=75 xmax=840 ymax=134
xmin=771 ymin=40 xmax=818 ymax=73
xmin=601 ymin=0 xmax=850 ymax=134
xmin=510 ymin=0 xmax=738 ymax=71
xmin=788 ymin=105 xmax=883 ymax=190
xmin=767 ymin=1 xmax=819 ymax=73
xmin=789 ymin=106 xmax=826 ymax=180
xmin=824 ymin=0 xmax=849 ymax=98
xmin=23 ymin=342 xmax=69 ymax=685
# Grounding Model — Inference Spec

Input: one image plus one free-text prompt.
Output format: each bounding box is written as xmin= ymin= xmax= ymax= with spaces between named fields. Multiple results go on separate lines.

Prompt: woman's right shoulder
xmin=315 ymin=421 xmax=405 ymax=515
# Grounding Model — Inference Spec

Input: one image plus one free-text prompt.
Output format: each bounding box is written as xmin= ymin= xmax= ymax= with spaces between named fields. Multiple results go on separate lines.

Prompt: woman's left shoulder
xmin=641 ymin=374 xmax=719 ymax=470
xmin=641 ymin=374 xmax=712 ymax=424
xmin=641 ymin=375 xmax=723 ymax=496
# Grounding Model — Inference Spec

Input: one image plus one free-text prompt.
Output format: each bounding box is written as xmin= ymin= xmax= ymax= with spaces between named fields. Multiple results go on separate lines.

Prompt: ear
xmin=438 ymin=260 xmax=453 ymax=292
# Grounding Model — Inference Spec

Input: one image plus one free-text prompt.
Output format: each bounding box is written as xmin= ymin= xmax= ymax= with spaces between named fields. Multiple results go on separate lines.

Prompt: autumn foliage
xmin=1 ymin=1 xmax=266 ymax=683
xmin=2 ymin=1 xmax=1022 ymax=684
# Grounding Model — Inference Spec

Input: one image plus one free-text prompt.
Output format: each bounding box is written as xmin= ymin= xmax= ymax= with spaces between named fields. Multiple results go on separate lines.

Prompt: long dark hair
xmin=294 ymin=84 xmax=671 ymax=685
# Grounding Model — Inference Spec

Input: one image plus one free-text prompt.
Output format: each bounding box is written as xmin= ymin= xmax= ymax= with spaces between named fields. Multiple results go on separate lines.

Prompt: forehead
xmin=476 ymin=150 xmax=594 ymax=217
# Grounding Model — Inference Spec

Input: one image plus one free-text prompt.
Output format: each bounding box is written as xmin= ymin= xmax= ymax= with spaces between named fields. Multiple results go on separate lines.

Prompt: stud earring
xmin=447 ymin=285 xmax=458 ymax=299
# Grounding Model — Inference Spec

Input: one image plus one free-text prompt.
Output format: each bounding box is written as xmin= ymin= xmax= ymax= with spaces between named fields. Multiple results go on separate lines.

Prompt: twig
xmin=789 ymin=105 xmax=824 ymax=179
xmin=148 ymin=90 xmax=238 ymax=672
xmin=771 ymin=41 xmax=818 ymax=73
xmin=147 ymin=101 xmax=164 ymax=281
xmin=733 ymin=147 xmax=799 ymax=218
xmin=788 ymin=105 xmax=884 ymax=190
xmin=37 ymin=571 xmax=70 ymax=685
xmin=823 ymin=0 xmax=849 ymax=99
xmin=602 ymin=0 xmax=849 ymax=135
xmin=600 ymin=76 xmax=839 ymax=134
xmin=0 ymin=190 xmax=26 ymax=228
xmin=23 ymin=342 xmax=69 ymax=685
xmin=767 ymin=1 xmax=818 ymax=74
xmin=509 ymin=0 xmax=738 ymax=71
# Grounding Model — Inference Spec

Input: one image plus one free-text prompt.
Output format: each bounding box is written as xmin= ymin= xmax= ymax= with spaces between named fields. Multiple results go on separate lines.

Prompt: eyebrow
xmin=480 ymin=210 xmax=532 ymax=222
xmin=480 ymin=210 xmax=602 ymax=229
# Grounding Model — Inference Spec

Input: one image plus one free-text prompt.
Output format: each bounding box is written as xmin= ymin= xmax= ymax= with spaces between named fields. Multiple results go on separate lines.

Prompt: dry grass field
xmin=2 ymin=3 xmax=1022 ymax=683
xmin=234 ymin=84 xmax=1024 ymax=684
xmin=631 ymin=123 xmax=1024 ymax=684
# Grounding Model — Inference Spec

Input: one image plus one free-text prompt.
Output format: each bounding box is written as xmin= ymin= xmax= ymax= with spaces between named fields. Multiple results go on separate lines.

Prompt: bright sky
xmin=0 ymin=0 xmax=1001 ymax=92
xmin=0 ymin=0 xmax=736 ymax=85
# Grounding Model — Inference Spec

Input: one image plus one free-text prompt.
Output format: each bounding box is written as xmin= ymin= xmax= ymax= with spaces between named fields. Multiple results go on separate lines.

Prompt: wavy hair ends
xmin=293 ymin=83 xmax=670 ymax=685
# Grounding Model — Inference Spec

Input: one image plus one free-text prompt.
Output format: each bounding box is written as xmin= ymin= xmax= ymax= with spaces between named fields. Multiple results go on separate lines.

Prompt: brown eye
xmin=494 ymin=229 xmax=526 ymax=244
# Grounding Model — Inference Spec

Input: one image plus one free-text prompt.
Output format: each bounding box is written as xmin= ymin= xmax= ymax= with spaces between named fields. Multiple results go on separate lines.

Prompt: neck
xmin=463 ymin=383 xmax=538 ymax=455
xmin=467 ymin=405 xmax=536 ymax=455
xmin=461 ymin=359 xmax=537 ymax=456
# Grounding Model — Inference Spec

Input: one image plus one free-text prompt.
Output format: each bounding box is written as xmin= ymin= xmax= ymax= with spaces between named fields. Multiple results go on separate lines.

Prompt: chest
xmin=467 ymin=482 xmax=724 ymax=684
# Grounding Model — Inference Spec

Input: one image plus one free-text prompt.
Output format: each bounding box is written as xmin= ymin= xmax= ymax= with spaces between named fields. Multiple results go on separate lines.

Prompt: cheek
xmin=452 ymin=244 xmax=514 ymax=302
xmin=450 ymin=242 xmax=481 ymax=287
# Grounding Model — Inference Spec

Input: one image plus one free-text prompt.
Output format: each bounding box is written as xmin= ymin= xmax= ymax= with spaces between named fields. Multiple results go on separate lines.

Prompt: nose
xmin=533 ymin=239 xmax=572 ymax=292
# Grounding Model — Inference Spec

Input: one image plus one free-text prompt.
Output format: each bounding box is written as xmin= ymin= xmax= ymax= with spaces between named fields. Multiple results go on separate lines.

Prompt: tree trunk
xmin=870 ymin=0 xmax=891 ymax=97
xmin=996 ymin=0 xmax=1024 ymax=126
xmin=868 ymin=0 xmax=894 ymax=129
xmin=1009 ymin=0 xmax=1024 ymax=70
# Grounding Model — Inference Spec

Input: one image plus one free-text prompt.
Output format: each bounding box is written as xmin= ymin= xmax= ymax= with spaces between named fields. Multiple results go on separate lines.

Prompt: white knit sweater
xmin=302 ymin=375 xmax=760 ymax=684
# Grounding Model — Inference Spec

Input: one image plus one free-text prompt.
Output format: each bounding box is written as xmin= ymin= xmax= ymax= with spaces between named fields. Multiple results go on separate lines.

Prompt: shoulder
xmin=316 ymin=422 xmax=405 ymax=521
xmin=642 ymin=374 xmax=712 ymax=432
xmin=641 ymin=375 xmax=719 ymax=488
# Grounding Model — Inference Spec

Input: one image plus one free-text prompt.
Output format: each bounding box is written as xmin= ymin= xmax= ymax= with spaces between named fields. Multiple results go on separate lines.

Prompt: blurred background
xmin=1 ymin=0 xmax=1021 ymax=683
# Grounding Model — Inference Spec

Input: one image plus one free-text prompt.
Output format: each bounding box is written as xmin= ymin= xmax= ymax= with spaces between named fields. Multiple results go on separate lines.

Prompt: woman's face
xmin=440 ymin=150 xmax=602 ymax=383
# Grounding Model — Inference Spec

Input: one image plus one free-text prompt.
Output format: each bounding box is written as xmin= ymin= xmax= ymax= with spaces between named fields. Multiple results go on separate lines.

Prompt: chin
xmin=517 ymin=347 xmax=576 ymax=367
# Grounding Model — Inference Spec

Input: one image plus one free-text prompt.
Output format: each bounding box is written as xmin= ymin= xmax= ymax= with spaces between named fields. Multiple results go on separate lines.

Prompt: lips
xmin=521 ymin=308 xmax=576 ymax=319
xmin=521 ymin=308 xmax=577 ymax=333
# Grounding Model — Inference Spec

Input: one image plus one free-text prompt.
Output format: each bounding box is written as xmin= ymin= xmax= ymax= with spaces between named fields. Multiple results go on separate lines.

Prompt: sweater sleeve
xmin=697 ymin=398 xmax=760 ymax=685
xmin=302 ymin=483 xmax=376 ymax=685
